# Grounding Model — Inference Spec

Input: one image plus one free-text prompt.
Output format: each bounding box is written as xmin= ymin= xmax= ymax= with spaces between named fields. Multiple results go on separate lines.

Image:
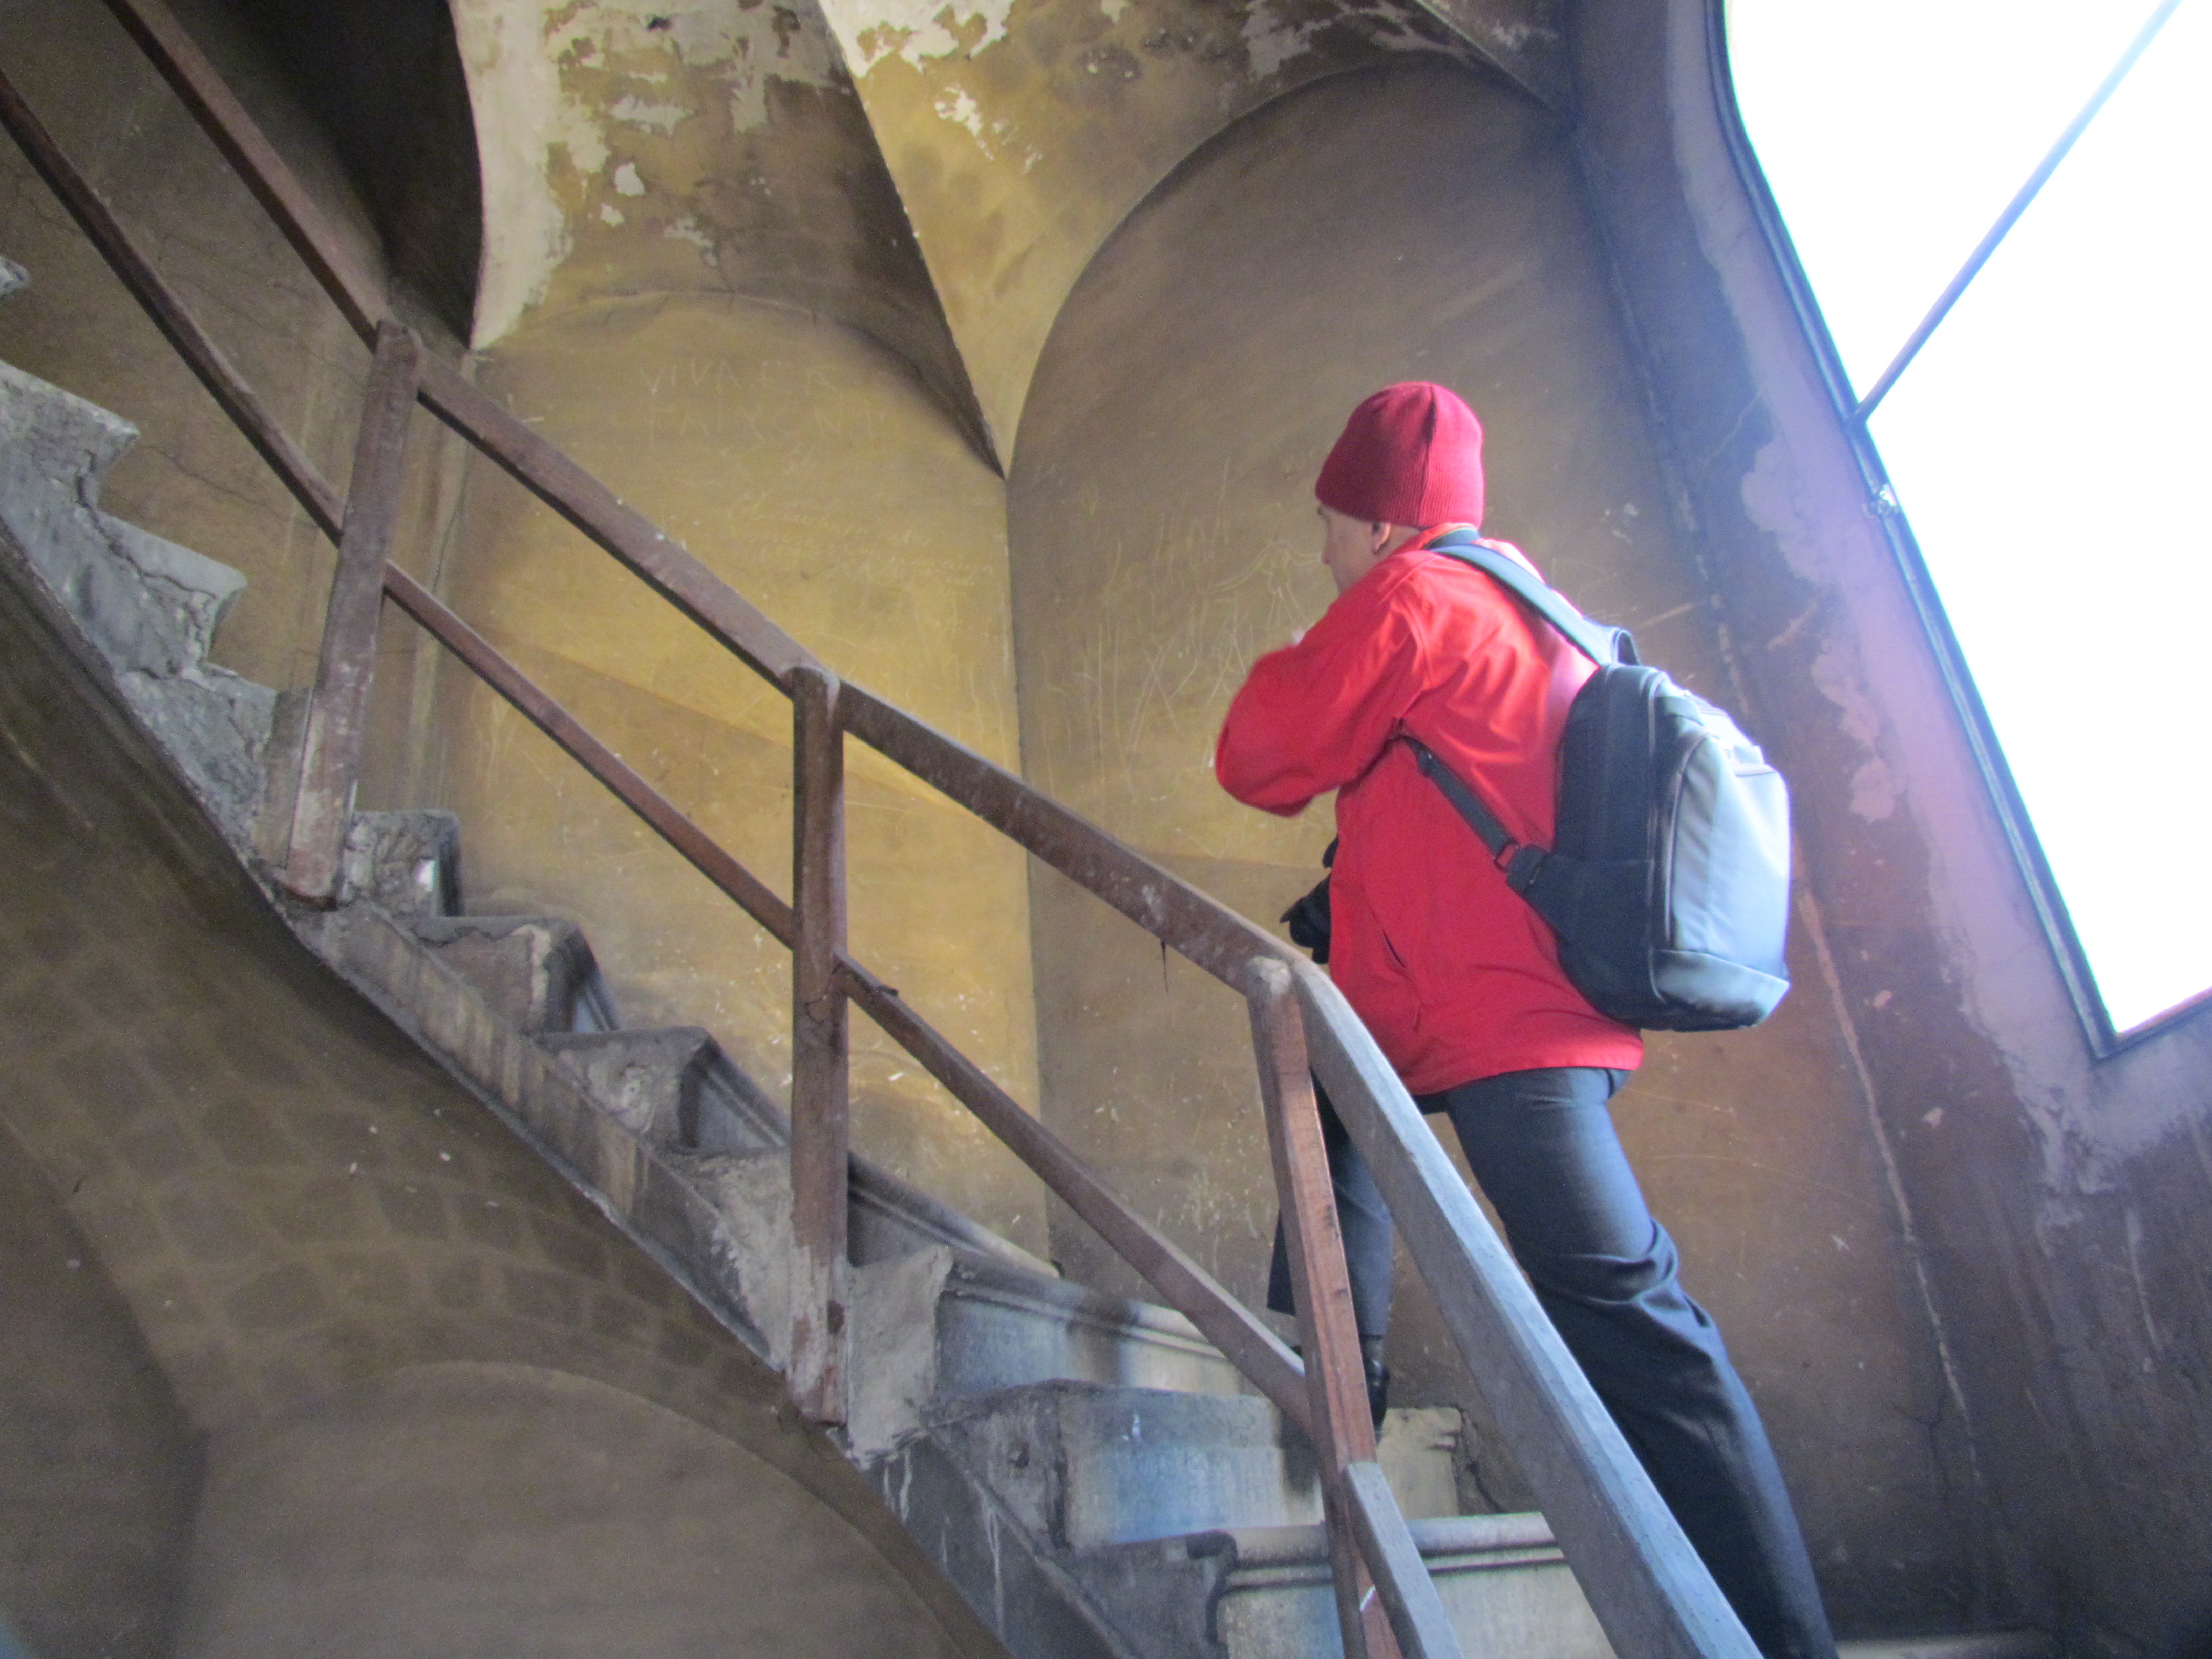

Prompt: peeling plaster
xmin=454 ymin=0 xmax=841 ymax=345
xmin=821 ymin=0 xmax=1020 ymax=71
xmin=1240 ymin=1 xmax=1324 ymax=81
xmin=609 ymin=94 xmax=691 ymax=131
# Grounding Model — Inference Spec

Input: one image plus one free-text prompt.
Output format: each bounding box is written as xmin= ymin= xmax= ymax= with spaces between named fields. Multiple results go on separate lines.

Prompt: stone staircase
xmin=0 ymin=306 xmax=2056 ymax=1659
xmin=0 ymin=298 xmax=1612 ymax=1659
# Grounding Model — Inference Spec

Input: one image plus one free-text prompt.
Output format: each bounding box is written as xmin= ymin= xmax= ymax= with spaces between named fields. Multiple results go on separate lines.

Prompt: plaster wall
xmin=414 ymin=291 xmax=1048 ymax=1252
xmin=1569 ymin=2 xmax=2212 ymax=1649
xmin=0 ymin=1121 xmax=196 ymax=1659
xmin=0 ymin=513 xmax=1007 ymax=1658
xmin=1009 ymin=58 xmax=1971 ymax=1631
xmin=176 ymin=1362 xmax=963 ymax=1657
xmin=1 ymin=0 xmax=1051 ymax=1253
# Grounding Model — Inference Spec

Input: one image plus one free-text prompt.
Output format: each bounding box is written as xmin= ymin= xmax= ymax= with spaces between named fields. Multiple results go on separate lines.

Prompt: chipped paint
xmin=820 ymin=0 xmax=1020 ymax=71
xmin=609 ymin=94 xmax=691 ymax=131
xmin=454 ymin=0 xmax=841 ymax=344
xmin=1241 ymin=0 xmax=1324 ymax=81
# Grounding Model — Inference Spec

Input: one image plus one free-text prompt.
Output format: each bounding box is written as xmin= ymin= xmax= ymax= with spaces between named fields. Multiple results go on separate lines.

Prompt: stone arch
xmin=173 ymin=1362 xmax=976 ymax=1657
xmin=448 ymin=0 xmax=988 ymax=458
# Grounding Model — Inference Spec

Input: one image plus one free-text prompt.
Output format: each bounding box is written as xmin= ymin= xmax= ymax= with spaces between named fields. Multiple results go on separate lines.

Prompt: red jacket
xmin=1215 ymin=531 xmax=1643 ymax=1093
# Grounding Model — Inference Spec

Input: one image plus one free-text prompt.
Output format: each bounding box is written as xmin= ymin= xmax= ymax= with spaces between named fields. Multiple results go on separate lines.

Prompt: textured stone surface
xmin=0 ymin=363 xmax=276 ymax=841
xmin=0 ymin=1121 xmax=196 ymax=1659
xmin=0 ymin=525 xmax=1011 ymax=1659
xmin=173 ymin=1363 xmax=969 ymax=1659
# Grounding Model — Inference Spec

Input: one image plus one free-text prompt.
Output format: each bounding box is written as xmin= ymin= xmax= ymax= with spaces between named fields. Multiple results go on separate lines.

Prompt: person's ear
xmin=1366 ymin=520 xmax=1392 ymax=555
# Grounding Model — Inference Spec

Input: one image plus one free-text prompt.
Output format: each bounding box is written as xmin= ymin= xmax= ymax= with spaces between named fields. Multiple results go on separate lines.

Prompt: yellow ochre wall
xmin=418 ymin=293 xmax=1047 ymax=1248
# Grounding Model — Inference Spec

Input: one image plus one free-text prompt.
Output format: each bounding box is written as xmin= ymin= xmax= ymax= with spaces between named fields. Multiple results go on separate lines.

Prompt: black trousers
xmin=1267 ymin=1067 xmax=1836 ymax=1659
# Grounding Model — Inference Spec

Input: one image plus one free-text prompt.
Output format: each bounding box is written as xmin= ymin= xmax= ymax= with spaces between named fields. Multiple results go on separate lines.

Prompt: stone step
xmin=1834 ymin=1638 xmax=2055 ymax=1659
xmin=894 ymin=1380 xmax=1459 ymax=1547
xmin=339 ymin=809 xmax=461 ymax=918
xmin=1071 ymin=1511 xmax=1610 ymax=1659
xmin=410 ymin=913 xmax=622 ymax=1035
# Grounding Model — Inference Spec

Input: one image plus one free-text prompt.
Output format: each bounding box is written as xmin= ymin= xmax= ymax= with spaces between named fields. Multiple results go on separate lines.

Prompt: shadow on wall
xmin=407 ymin=291 xmax=1049 ymax=1253
xmin=1007 ymin=55 xmax=1977 ymax=1632
xmin=172 ymin=1362 xmax=962 ymax=1658
xmin=0 ymin=518 xmax=1006 ymax=1659
xmin=0 ymin=1122 xmax=196 ymax=1659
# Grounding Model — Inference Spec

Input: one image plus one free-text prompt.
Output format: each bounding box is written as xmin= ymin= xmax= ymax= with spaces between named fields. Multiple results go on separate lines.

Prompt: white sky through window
xmin=1726 ymin=1 xmax=2212 ymax=1034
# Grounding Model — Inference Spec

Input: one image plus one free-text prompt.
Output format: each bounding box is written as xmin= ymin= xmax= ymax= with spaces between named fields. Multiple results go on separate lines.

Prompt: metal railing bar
xmin=1847 ymin=0 xmax=2186 ymax=424
xmin=837 ymin=683 xmax=1288 ymax=988
xmin=387 ymin=554 xmax=1306 ymax=1424
xmin=0 ymin=62 xmax=345 ymax=541
xmin=831 ymin=948 xmax=1313 ymax=1433
xmin=1246 ymin=958 xmax=1412 ymax=1659
xmin=381 ymin=562 xmax=798 ymax=945
xmin=1291 ymin=960 xmax=1759 ymax=1659
xmin=387 ymin=559 xmax=1306 ymax=1424
xmin=1344 ymin=1461 xmax=1463 ymax=1659
xmin=99 ymin=0 xmax=386 ymax=346
xmin=789 ymin=662 xmax=852 ymax=1425
xmin=284 ymin=322 xmax=420 ymax=902
xmin=30 ymin=0 xmax=1278 ymax=1007
xmin=412 ymin=355 xmax=818 ymax=691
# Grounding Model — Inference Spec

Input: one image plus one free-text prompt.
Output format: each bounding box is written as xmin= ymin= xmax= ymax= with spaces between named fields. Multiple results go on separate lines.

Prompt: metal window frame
xmin=1700 ymin=0 xmax=2212 ymax=1057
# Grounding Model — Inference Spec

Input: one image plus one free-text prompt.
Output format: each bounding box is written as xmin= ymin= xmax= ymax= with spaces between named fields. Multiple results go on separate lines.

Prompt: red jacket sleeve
xmin=1213 ymin=569 xmax=1428 ymax=816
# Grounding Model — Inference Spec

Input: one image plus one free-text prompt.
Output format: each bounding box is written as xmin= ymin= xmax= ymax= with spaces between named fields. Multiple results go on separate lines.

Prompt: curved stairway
xmin=0 ymin=272 xmax=2057 ymax=1659
xmin=0 ymin=316 xmax=1617 ymax=1659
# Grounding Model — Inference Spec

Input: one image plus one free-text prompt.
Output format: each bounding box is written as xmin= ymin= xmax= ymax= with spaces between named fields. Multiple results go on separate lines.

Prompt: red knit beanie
xmin=1314 ymin=382 xmax=1485 ymax=528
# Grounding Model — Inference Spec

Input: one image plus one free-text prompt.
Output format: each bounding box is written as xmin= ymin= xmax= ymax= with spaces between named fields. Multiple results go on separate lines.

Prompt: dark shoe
xmin=1361 ymin=1335 xmax=1390 ymax=1430
xmin=1289 ymin=1338 xmax=1391 ymax=1431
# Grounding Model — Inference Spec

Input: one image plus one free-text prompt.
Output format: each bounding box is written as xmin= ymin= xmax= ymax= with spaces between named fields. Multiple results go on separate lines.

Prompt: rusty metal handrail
xmin=0 ymin=5 xmax=1766 ymax=1651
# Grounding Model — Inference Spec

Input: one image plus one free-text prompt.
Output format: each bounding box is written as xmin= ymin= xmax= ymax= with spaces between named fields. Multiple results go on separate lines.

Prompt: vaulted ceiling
xmin=239 ymin=0 xmax=1565 ymax=468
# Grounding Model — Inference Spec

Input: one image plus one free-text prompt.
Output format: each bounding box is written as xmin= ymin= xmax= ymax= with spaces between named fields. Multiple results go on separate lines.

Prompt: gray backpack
xmin=1406 ymin=533 xmax=1792 ymax=1032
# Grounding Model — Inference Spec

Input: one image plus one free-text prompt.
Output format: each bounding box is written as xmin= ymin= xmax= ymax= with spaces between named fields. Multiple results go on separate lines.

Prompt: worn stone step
xmin=340 ymin=809 xmax=461 ymax=917
xmin=409 ymin=913 xmax=621 ymax=1035
xmin=538 ymin=1025 xmax=1055 ymax=1277
xmin=540 ymin=1026 xmax=724 ymax=1148
xmin=1834 ymin=1639 xmax=2054 ymax=1659
xmin=895 ymin=1380 xmax=1461 ymax=1555
xmin=1071 ymin=1510 xmax=1610 ymax=1659
xmin=0 ymin=358 xmax=275 ymax=845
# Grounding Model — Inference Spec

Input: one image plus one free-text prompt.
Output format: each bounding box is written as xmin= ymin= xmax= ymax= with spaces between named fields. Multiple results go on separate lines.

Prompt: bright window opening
xmin=1725 ymin=0 xmax=2212 ymax=1037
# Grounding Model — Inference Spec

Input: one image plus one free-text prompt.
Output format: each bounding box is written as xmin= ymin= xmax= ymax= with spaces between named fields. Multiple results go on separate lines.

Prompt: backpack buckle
xmin=1502 ymin=844 xmax=1548 ymax=893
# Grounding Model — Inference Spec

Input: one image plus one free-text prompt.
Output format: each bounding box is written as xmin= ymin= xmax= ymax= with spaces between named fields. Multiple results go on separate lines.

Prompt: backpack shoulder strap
xmin=1424 ymin=529 xmax=1637 ymax=666
xmin=1401 ymin=737 xmax=1551 ymax=894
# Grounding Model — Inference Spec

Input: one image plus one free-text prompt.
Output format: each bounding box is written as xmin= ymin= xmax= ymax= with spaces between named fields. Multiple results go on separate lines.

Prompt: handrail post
xmin=1247 ymin=958 xmax=1409 ymax=1659
xmin=790 ymin=663 xmax=850 ymax=1424
xmin=282 ymin=320 xmax=419 ymax=904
